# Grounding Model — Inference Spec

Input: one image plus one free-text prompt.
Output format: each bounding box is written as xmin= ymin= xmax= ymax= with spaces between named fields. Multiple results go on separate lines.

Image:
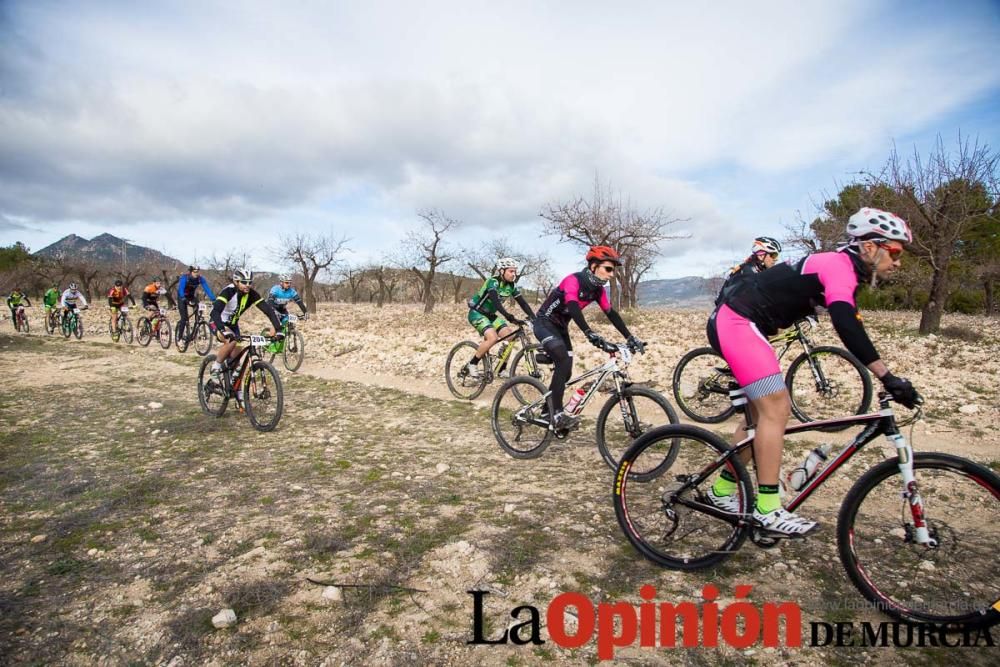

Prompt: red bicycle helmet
xmin=586 ymin=245 xmax=622 ymax=265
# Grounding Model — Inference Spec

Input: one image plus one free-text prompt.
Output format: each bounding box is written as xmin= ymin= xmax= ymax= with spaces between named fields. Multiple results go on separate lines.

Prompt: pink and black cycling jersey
xmin=720 ymin=251 xmax=862 ymax=337
xmin=537 ymin=271 xmax=611 ymax=329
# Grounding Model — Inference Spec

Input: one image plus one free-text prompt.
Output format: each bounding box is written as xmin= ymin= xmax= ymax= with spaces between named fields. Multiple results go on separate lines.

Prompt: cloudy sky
xmin=2 ymin=0 xmax=999 ymax=281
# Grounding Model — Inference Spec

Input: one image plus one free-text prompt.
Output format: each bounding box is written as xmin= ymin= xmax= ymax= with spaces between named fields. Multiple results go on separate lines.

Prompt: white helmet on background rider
xmin=846 ymin=208 xmax=912 ymax=244
xmin=751 ymin=236 xmax=782 ymax=255
xmin=494 ymin=257 xmax=519 ymax=276
xmin=278 ymin=274 xmax=292 ymax=283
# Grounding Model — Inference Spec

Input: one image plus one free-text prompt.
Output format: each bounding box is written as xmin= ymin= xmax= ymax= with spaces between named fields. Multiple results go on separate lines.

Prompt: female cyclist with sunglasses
xmin=705 ymin=208 xmax=922 ymax=536
xmin=533 ymin=245 xmax=645 ymax=431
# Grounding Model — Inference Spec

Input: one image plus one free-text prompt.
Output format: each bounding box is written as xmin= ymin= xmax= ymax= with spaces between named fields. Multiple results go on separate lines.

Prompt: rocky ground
xmin=1 ymin=303 xmax=998 ymax=665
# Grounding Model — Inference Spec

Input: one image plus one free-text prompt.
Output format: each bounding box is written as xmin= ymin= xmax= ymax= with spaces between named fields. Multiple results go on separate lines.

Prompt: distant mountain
xmin=637 ymin=276 xmax=716 ymax=307
xmin=34 ymin=233 xmax=185 ymax=269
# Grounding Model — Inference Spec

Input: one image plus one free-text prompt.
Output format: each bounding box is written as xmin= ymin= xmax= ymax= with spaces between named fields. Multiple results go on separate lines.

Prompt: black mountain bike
xmin=109 ymin=305 xmax=134 ymax=344
xmin=176 ymin=301 xmax=213 ymax=355
xmin=197 ymin=334 xmax=284 ymax=432
xmin=672 ymin=317 xmax=872 ymax=430
xmin=445 ymin=325 xmax=549 ymax=400
xmin=613 ymin=387 xmax=1000 ymax=629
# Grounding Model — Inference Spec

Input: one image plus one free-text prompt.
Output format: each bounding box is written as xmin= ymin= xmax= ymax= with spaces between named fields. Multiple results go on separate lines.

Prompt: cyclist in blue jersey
xmin=267 ymin=275 xmax=309 ymax=324
xmin=177 ymin=266 xmax=216 ymax=341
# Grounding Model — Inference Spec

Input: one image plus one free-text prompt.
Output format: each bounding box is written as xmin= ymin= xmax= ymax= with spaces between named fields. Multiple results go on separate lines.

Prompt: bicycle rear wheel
xmin=194 ymin=321 xmax=212 ymax=355
xmin=62 ymin=315 xmax=72 ymax=338
xmin=197 ymin=356 xmax=229 ymax=417
xmin=837 ymin=453 xmax=1000 ymax=628
xmin=787 ymin=346 xmax=872 ymax=430
xmin=243 ymin=359 xmax=284 ymax=431
xmin=445 ymin=340 xmax=488 ymax=400
xmin=596 ymin=386 xmax=680 ymax=480
xmin=175 ymin=321 xmax=189 ymax=352
xmin=490 ymin=375 xmax=553 ymax=458
xmin=671 ymin=347 xmax=736 ymax=423
xmin=614 ymin=424 xmax=753 ymax=570
xmin=283 ymin=331 xmax=305 ymax=372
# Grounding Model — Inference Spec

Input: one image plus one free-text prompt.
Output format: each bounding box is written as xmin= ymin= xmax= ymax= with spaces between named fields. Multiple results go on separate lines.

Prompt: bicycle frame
xmin=689 ymin=395 xmax=938 ymax=547
xmin=516 ymin=345 xmax=634 ymax=428
xmin=480 ymin=327 xmax=532 ymax=382
xmin=222 ymin=335 xmax=269 ymax=407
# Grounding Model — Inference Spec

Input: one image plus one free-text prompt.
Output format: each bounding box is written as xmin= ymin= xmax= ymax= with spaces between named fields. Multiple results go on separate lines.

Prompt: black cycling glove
xmin=626 ymin=335 xmax=646 ymax=354
xmin=880 ymin=373 xmax=922 ymax=409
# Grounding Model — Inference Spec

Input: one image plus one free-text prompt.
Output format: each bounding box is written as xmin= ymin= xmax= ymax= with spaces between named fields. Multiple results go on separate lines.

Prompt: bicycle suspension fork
xmin=885 ymin=429 xmax=936 ymax=546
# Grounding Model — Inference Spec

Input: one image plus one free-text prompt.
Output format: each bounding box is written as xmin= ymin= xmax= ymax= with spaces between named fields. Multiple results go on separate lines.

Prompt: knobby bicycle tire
xmin=243 ymin=359 xmax=284 ymax=431
xmin=837 ymin=452 xmax=1000 ymax=629
xmin=509 ymin=343 xmax=553 ymax=402
xmin=283 ymin=331 xmax=305 ymax=372
xmin=445 ymin=340 xmax=487 ymax=400
xmin=137 ymin=317 xmax=152 ymax=346
xmin=194 ymin=321 xmax=212 ymax=356
xmin=786 ymin=346 xmax=872 ymax=430
xmin=615 ymin=424 xmax=753 ymax=570
xmin=175 ymin=321 xmax=190 ymax=352
xmin=671 ymin=347 xmax=737 ymax=423
xmin=197 ymin=355 xmax=229 ymax=417
xmin=121 ymin=317 xmax=134 ymax=344
xmin=157 ymin=318 xmax=172 ymax=349
xmin=596 ymin=386 xmax=681 ymax=481
xmin=490 ymin=375 xmax=554 ymax=458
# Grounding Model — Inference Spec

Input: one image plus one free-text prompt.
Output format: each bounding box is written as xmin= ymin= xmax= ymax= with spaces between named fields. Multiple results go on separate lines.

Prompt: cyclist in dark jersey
xmin=177 ymin=266 xmax=216 ymax=341
xmin=714 ymin=236 xmax=782 ymax=306
xmin=534 ymin=245 xmax=645 ymax=431
xmin=706 ymin=208 xmax=921 ymax=536
xmin=463 ymin=258 xmax=535 ymax=379
xmin=209 ymin=268 xmax=282 ymax=381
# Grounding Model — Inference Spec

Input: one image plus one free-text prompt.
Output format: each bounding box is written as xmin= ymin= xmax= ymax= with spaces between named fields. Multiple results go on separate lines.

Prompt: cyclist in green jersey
xmin=43 ymin=285 xmax=59 ymax=326
xmin=465 ymin=258 xmax=536 ymax=378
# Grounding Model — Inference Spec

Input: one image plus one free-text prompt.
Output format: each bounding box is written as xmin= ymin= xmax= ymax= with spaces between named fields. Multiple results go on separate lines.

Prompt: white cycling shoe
xmin=752 ymin=507 xmax=819 ymax=536
xmin=706 ymin=489 xmax=743 ymax=514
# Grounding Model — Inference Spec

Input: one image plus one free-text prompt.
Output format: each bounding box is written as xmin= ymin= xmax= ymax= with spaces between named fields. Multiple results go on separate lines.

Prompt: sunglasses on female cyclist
xmin=598 ymin=264 xmax=616 ymax=274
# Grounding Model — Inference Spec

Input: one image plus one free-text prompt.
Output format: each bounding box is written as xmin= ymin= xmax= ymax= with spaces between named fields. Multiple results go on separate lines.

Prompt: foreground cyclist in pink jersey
xmin=706 ymin=208 xmax=922 ymax=536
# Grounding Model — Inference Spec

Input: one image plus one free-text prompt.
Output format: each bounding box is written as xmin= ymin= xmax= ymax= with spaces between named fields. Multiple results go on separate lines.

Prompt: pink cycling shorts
xmin=714 ymin=304 xmax=781 ymax=389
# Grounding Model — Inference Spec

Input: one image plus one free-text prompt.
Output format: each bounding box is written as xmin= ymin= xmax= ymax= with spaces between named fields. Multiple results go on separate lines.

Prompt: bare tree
xmin=448 ymin=273 xmax=468 ymax=304
xmin=274 ymin=232 xmax=351 ymax=312
xmin=159 ymin=269 xmax=180 ymax=309
xmin=405 ymin=210 xmax=457 ymax=313
xmin=879 ymin=136 xmax=999 ymax=333
xmin=464 ymin=238 xmax=549 ymax=286
xmin=340 ymin=265 xmax=366 ymax=304
xmin=540 ymin=175 xmax=687 ymax=308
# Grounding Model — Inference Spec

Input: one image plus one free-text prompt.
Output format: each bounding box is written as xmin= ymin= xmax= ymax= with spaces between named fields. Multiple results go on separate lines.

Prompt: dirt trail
xmin=2 ymin=307 xmax=999 ymax=665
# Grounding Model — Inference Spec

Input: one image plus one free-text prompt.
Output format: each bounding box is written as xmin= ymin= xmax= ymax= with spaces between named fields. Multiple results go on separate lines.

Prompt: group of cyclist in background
xmin=7 ymin=267 xmax=310 ymax=376
xmin=461 ymin=207 xmax=921 ymax=537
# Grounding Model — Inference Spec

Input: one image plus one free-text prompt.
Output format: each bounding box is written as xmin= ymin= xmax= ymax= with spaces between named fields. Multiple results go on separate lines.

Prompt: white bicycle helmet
xmin=846 ymin=208 xmax=912 ymax=244
xmin=751 ymin=236 xmax=782 ymax=254
xmin=278 ymin=274 xmax=292 ymax=282
xmin=233 ymin=268 xmax=253 ymax=283
xmin=494 ymin=257 xmax=518 ymax=275
xmin=69 ymin=282 xmax=78 ymax=290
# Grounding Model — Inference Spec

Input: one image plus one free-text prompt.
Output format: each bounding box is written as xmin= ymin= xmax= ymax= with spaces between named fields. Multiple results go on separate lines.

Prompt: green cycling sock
xmin=712 ymin=469 xmax=738 ymax=497
xmin=755 ymin=484 xmax=781 ymax=513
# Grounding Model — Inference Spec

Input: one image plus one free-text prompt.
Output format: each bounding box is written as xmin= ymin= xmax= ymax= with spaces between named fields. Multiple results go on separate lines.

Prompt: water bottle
xmin=565 ymin=388 xmax=586 ymax=415
xmin=787 ymin=444 xmax=833 ymax=491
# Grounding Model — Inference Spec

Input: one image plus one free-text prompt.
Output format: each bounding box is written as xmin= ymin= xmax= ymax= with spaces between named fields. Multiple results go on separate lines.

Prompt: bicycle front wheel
xmin=74 ymin=317 xmax=83 ymax=339
xmin=445 ymin=340 xmax=487 ymax=400
xmin=509 ymin=344 xmax=553 ymax=399
xmin=137 ymin=317 xmax=152 ymax=346
xmin=45 ymin=312 xmax=56 ymax=335
xmin=197 ymin=356 xmax=229 ymax=417
xmin=158 ymin=318 xmax=172 ymax=349
xmin=671 ymin=347 xmax=736 ymax=423
xmin=787 ymin=346 xmax=872 ymax=430
xmin=596 ymin=386 xmax=680 ymax=480
xmin=615 ymin=424 xmax=753 ymax=570
xmin=194 ymin=321 xmax=212 ymax=356
xmin=243 ymin=359 xmax=284 ymax=431
xmin=283 ymin=331 xmax=305 ymax=372
xmin=121 ymin=317 xmax=134 ymax=344
xmin=490 ymin=375 xmax=553 ymax=459
xmin=837 ymin=453 xmax=1000 ymax=628
xmin=22 ymin=314 xmax=29 ymax=333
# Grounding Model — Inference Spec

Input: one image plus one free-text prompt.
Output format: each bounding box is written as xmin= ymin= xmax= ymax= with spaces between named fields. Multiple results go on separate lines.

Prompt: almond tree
xmin=274 ymin=233 xmax=351 ymax=312
xmin=540 ymin=175 xmax=686 ymax=309
xmin=405 ymin=210 xmax=457 ymax=314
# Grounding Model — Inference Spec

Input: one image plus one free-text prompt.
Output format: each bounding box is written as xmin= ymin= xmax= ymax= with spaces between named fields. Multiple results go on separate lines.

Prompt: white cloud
xmin=1 ymin=0 xmax=998 ymax=276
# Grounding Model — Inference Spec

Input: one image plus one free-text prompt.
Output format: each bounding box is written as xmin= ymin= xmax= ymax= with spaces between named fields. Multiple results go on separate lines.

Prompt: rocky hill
xmin=33 ymin=233 xmax=185 ymax=269
xmin=636 ymin=276 xmax=715 ymax=307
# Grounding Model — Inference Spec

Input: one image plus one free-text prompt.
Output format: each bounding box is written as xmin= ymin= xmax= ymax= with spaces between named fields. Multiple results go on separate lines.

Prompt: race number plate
xmin=199 ymin=302 xmax=208 ymax=313
xmin=120 ymin=306 xmax=129 ymax=313
xmin=287 ymin=313 xmax=298 ymax=322
xmin=250 ymin=335 xmax=267 ymax=347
